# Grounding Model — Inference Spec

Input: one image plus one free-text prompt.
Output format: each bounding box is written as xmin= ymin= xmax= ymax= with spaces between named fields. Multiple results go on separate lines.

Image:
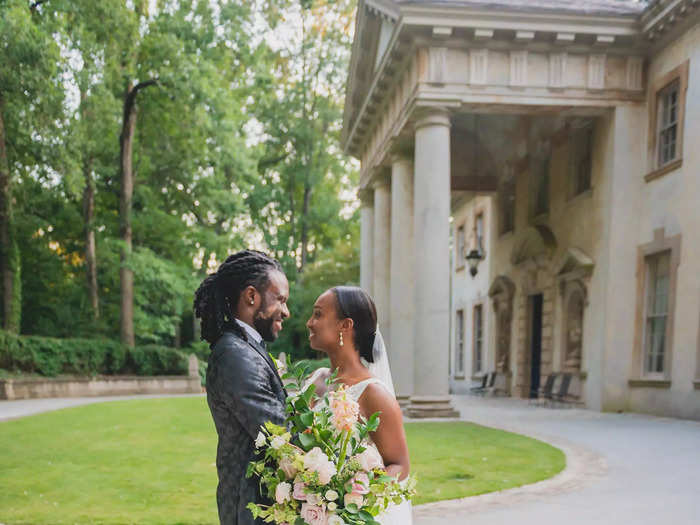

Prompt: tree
xmin=250 ymin=0 xmax=358 ymax=276
xmin=0 ymin=0 xmax=64 ymax=332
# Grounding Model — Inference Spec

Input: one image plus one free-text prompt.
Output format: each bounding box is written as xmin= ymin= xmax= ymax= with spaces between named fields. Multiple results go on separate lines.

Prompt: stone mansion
xmin=342 ymin=0 xmax=700 ymax=420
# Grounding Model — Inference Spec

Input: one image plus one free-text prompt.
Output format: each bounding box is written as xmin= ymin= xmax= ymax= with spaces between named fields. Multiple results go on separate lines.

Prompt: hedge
xmin=0 ymin=330 xmax=190 ymax=377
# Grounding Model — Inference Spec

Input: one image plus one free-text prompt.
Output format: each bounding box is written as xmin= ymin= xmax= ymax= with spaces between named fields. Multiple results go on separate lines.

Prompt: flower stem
xmin=337 ymin=430 xmax=351 ymax=471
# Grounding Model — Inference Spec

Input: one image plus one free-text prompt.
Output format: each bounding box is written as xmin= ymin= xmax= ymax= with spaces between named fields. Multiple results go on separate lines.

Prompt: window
xmin=456 ymin=224 xmax=465 ymax=270
xmin=473 ymin=304 xmax=483 ymax=373
xmin=529 ymin=144 xmax=550 ymax=219
xmin=475 ymin=213 xmax=484 ymax=256
xmin=630 ymin=229 xmax=680 ymax=387
xmin=499 ymin=178 xmax=515 ymax=234
xmin=646 ymin=61 xmax=688 ymax=182
xmin=569 ymin=120 xmax=593 ymax=197
xmin=657 ymin=80 xmax=679 ymax=168
xmin=643 ymin=252 xmax=671 ymax=376
xmin=455 ymin=309 xmax=465 ymax=376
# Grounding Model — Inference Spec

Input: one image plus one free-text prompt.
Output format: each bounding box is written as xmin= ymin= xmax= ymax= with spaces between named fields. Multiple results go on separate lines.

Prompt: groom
xmin=194 ymin=250 xmax=290 ymax=525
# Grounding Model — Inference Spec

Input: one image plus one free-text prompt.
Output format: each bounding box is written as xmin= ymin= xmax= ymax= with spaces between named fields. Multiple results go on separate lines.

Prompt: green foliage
xmin=0 ymin=330 xmax=188 ymax=377
xmin=3 ymin=0 xmax=360 ymax=361
xmin=271 ymin=236 xmax=360 ymax=360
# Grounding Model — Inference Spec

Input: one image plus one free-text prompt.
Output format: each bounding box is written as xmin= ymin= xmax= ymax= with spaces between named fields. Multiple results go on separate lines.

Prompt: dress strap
xmin=348 ymin=377 xmax=386 ymax=401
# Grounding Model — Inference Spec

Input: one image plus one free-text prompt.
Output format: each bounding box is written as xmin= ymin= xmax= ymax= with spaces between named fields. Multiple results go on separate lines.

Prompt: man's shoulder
xmin=210 ymin=330 xmax=267 ymax=367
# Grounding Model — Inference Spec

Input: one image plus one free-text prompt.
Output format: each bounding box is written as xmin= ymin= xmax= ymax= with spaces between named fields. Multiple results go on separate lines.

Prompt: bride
xmin=302 ymin=285 xmax=413 ymax=525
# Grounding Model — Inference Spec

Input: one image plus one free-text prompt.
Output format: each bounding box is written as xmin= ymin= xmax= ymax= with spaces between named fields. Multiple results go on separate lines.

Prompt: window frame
xmin=455 ymin=308 xmax=466 ymax=378
xmin=499 ymin=177 xmax=516 ymax=236
xmin=475 ymin=212 xmax=485 ymax=257
xmin=472 ymin=303 xmax=484 ymax=374
xmin=455 ymin=222 xmax=466 ymax=271
xmin=629 ymin=228 xmax=681 ymax=388
xmin=645 ymin=60 xmax=689 ymax=183
xmin=641 ymin=251 xmax=671 ymax=379
xmin=568 ymin=119 xmax=594 ymax=199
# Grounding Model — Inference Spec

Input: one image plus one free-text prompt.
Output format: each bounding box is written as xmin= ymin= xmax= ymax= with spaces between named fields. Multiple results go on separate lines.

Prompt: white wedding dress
xmin=303 ymin=369 xmax=414 ymax=525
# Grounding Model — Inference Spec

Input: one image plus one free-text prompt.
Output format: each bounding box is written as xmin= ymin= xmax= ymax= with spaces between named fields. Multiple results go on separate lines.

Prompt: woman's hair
xmin=193 ymin=250 xmax=283 ymax=344
xmin=331 ymin=286 xmax=377 ymax=363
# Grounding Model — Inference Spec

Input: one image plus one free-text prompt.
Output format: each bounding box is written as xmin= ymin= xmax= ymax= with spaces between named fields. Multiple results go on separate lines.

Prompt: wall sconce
xmin=465 ymin=228 xmax=485 ymax=278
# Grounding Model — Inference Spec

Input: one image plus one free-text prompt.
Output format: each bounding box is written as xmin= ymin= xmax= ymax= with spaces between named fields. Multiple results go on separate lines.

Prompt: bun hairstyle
xmin=193 ymin=250 xmax=283 ymax=344
xmin=331 ymin=286 xmax=377 ymax=363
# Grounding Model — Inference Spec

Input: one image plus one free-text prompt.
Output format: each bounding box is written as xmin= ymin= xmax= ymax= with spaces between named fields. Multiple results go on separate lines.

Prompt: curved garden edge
xmin=411 ymin=418 xmax=608 ymax=518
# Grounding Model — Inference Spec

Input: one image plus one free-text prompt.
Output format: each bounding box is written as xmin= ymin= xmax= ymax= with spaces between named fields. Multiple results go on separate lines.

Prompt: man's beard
xmin=253 ymin=303 xmax=278 ymax=342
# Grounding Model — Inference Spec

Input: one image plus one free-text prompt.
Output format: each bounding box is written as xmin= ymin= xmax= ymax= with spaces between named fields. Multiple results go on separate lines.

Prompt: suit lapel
xmin=244 ymin=338 xmax=287 ymax=397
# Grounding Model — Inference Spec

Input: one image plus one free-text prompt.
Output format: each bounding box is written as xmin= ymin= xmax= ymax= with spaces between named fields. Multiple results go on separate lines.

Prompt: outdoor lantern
xmin=465 ymin=248 xmax=483 ymax=277
xmin=465 ymin=225 xmax=485 ymax=277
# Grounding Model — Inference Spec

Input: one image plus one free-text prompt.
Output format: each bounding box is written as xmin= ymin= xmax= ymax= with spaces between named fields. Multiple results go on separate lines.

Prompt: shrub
xmin=0 ymin=330 xmax=188 ymax=377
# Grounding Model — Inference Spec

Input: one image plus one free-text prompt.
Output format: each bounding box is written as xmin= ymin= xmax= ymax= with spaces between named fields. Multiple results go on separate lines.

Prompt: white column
xmin=359 ymin=189 xmax=374 ymax=295
xmin=373 ymin=175 xmax=392 ymax=347
xmin=390 ymin=155 xmax=415 ymax=406
xmin=409 ymin=109 xmax=459 ymax=418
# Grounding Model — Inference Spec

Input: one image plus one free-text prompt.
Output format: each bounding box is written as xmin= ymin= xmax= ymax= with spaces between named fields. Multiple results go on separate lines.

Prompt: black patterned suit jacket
xmin=206 ymin=329 xmax=287 ymax=525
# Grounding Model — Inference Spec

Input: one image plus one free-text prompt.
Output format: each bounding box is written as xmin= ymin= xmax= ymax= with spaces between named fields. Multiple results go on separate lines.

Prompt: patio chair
xmin=469 ymin=373 xmax=489 ymax=395
xmin=475 ymin=372 xmax=496 ymax=397
xmin=530 ymin=373 xmax=557 ymax=406
xmin=550 ymin=373 xmax=572 ymax=408
xmin=555 ymin=374 xmax=585 ymax=408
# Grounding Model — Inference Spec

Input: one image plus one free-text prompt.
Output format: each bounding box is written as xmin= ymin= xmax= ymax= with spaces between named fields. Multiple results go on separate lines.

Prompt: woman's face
xmin=306 ymin=290 xmax=345 ymax=352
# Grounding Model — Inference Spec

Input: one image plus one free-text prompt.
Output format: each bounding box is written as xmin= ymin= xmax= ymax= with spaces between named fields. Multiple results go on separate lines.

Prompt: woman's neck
xmin=328 ymin=346 xmax=367 ymax=382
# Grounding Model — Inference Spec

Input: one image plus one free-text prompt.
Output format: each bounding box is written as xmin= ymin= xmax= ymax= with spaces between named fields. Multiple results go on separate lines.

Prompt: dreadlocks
xmin=193 ymin=250 xmax=283 ymax=344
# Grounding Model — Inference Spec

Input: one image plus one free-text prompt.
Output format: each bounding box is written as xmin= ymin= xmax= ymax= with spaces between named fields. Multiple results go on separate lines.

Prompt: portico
xmin=344 ymin=0 xmax=700 ymax=419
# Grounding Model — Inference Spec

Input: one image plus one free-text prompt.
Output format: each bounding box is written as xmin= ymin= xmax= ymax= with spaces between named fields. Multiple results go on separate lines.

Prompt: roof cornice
xmin=342 ymin=0 xmax=699 ymax=156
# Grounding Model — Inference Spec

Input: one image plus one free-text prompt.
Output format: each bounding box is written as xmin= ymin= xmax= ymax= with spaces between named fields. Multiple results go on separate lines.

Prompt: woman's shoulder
xmin=357 ymin=379 xmax=399 ymax=410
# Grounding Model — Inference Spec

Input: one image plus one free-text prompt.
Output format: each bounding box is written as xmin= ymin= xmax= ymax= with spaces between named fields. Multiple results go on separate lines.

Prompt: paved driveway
xmin=413 ymin=395 xmax=700 ymax=525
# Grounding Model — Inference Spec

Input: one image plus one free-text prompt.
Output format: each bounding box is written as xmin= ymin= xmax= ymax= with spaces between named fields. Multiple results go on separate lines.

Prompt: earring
xmin=250 ymin=299 xmax=254 ymax=305
xmin=339 ymin=332 xmax=344 ymax=347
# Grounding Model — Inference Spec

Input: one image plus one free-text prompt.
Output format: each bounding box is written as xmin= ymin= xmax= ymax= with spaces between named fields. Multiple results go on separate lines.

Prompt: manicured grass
xmin=0 ymin=397 xmax=564 ymax=524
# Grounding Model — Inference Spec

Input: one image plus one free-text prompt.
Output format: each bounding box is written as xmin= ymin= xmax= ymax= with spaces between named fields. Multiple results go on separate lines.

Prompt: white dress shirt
xmin=235 ymin=318 xmax=263 ymax=345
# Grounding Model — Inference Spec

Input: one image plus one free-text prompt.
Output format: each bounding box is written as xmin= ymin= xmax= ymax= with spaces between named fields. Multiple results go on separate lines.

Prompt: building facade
xmin=344 ymin=0 xmax=700 ymax=420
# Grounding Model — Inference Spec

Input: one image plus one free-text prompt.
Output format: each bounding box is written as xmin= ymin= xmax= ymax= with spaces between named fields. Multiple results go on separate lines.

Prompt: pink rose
xmin=354 ymin=446 xmax=384 ymax=471
xmin=343 ymin=492 xmax=364 ymax=508
xmin=349 ymin=472 xmax=370 ymax=495
xmin=293 ymin=481 xmax=308 ymax=501
xmin=300 ymin=503 xmax=327 ymax=525
xmin=279 ymin=457 xmax=298 ymax=479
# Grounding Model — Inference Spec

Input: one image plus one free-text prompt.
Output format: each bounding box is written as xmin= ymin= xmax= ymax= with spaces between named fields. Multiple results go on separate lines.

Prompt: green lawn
xmin=0 ymin=397 xmax=564 ymax=524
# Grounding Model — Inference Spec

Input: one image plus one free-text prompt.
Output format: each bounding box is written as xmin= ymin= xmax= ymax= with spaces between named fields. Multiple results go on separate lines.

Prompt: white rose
xmin=355 ymin=446 xmax=384 ymax=471
xmin=344 ymin=492 xmax=364 ymax=508
xmin=327 ymin=514 xmax=345 ymax=525
xmin=303 ymin=448 xmax=337 ymax=484
xmin=325 ymin=489 xmax=339 ymax=502
xmin=327 ymin=501 xmax=337 ymax=511
xmin=255 ymin=432 xmax=266 ymax=448
xmin=271 ymin=435 xmax=286 ymax=450
xmin=275 ymin=482 xmax=291 ymax=504
xmin=306 ymin=492 xmax=322 ymax=506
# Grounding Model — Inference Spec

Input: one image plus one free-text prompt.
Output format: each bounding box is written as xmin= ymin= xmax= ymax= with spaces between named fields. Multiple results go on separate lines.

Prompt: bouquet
xmin=246 ymin=365 xmax=416 ymax=525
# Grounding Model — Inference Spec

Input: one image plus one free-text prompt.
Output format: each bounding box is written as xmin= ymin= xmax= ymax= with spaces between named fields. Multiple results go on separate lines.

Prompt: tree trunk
xmin=0 ymin=94 xmax=19 ymax=332
xmin=299 ymin=183 xmax=312 ymax=273
xmin=83 ymin=159 xmax=99 ymax=321
xmin=118 ymin=79 xmax=157 ymax=346
xmin=119 ymin=83 xmax=137 ymax=347
xmin=81 ymin=89 xmax=99 ymax=322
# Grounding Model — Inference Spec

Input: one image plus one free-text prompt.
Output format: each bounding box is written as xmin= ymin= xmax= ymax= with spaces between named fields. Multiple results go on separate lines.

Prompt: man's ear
xmin=243 ymin=285 xmax=257 ymax=306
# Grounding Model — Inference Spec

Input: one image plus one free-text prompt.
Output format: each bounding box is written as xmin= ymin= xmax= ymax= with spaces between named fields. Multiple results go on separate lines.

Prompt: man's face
xmin=253 ymin=270 xmax=290 ymax=342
